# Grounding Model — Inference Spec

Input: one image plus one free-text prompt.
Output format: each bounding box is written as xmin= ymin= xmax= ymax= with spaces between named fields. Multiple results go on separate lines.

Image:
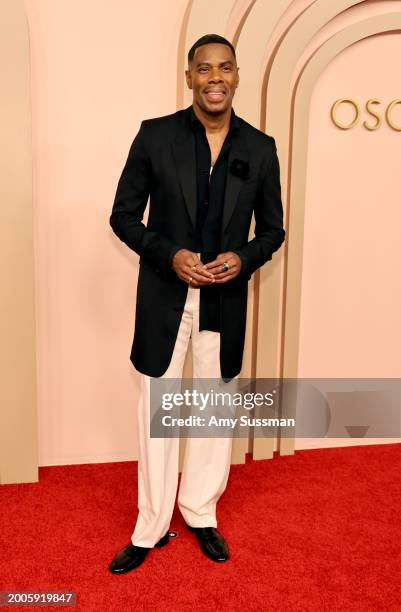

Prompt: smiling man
xmin=109 ymin=34 xmax=285 ymax=574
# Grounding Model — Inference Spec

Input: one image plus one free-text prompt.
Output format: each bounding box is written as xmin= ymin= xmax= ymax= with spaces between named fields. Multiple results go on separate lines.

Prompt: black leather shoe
xmin=109 ymin=531 xmax=170 ymax=574
xmin=186 ymin=525 xmax=229 ymax=562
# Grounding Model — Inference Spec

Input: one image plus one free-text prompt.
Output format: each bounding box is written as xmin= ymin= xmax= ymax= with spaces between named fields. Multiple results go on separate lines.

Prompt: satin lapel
xmin=171 ymin=109 xmax=197 ymax=230
xmin=222 ymin=135 xmax=249 ymax=233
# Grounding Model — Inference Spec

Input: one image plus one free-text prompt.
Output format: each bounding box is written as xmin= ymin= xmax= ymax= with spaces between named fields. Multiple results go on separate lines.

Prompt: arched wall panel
xmin=183 ymin=0 xmax=401 ymax=459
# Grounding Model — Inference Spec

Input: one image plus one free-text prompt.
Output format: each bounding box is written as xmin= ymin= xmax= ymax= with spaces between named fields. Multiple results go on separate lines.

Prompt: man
xmin=108 ymin=34 xmax=285 ymax=574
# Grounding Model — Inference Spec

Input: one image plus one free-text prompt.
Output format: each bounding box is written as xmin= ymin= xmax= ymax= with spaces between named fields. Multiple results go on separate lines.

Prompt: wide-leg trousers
xmin=131 ymin=283 xmax=234 ymax=548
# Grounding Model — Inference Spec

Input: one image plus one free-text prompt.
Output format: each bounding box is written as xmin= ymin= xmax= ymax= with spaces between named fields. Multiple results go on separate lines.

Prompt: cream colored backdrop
xmin=1 ymin=0 xmax=400 ymax=483
xmin=296 ymin=29 xmax=401 ymax=450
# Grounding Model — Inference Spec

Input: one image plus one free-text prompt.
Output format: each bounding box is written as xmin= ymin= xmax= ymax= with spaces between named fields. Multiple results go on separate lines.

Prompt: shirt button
xmin=204 ymin=200 xmax=209 ymax=206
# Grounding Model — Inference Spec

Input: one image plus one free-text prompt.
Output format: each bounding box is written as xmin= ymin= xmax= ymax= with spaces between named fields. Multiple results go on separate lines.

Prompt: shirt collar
xmin=189 ymin=104 xmax=239 ymax=134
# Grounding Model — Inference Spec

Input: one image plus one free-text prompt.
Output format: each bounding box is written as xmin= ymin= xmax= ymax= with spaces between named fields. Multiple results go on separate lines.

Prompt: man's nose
xmin=208 ymin=69 xmax=223 ymax=82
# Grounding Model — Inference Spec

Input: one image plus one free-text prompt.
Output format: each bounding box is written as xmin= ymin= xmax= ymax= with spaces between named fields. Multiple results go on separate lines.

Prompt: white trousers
xmin=131 ymin=283 xmax=234 ymax=547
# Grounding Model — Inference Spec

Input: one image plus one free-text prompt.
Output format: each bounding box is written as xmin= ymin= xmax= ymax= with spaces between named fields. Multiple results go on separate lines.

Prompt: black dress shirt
xmin=189 ymin=104 xmax=240 ymax=332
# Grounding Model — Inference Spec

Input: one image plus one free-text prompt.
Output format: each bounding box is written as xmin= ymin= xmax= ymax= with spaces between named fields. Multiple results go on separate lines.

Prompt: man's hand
xmin=203 ymin=252 xmax=242 ymax=283
xmin=172 ymin=249 xmax=215 ymax=286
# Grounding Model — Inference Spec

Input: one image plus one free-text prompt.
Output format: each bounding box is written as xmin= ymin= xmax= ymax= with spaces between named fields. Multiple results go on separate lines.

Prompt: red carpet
xmin=1 ymin=443 xmax=401 ymax=611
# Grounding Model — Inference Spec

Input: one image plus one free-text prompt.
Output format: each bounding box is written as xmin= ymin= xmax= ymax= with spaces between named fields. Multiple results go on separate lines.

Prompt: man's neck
xmin=191 ymin=102 xmax=231 ymax=135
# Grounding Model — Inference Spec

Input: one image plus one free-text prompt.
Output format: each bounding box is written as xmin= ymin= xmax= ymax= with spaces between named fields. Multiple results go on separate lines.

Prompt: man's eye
xmin=198 ymin=65 xmax=231 ymax=73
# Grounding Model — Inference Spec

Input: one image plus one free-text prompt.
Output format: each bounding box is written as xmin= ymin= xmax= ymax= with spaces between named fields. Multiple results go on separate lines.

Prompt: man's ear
xmin=185 ymin=69 xmax=192 ymax=90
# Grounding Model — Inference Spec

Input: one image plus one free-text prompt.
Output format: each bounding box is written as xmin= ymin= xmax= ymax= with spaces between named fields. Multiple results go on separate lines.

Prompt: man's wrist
xmin=232 ymin=249 xmax=249 ymax=279
xmin=169 ymin=246 xmax=184 ymax=270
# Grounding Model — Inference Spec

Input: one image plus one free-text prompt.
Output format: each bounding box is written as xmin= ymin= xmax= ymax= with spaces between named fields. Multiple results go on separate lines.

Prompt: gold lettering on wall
xmin=386 ymin=99 xmax=401 ymax=131
xmin=364 ymin=99 xmax=381 ymax=130
xmin=331 ymin=98 xmax=401 ymax=131
xmin=331 ymin=98 xmax=359 ymax=129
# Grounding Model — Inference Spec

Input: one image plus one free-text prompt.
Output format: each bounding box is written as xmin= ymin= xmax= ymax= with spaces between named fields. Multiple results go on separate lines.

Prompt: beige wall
xmin=295 ymin=29 xmax=401 ymax=450
xmin=0 ymin=0 xmax=38 ymax=484
xmin=24 ymin=0 xmax=188 ymax=466
xmin=300 ymin=31 xmax=401 ymax=378
xmin=2 ymin=1 xmax=400 ymax=481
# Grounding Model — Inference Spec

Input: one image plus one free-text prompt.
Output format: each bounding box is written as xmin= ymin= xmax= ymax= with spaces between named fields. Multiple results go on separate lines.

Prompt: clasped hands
xmin=172 ymin=249 xmax=242 ymax=287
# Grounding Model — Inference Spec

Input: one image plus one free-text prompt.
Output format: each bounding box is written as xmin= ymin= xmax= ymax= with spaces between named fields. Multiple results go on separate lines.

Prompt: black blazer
xmin=110 ymin=104 xmax=285 ymax=379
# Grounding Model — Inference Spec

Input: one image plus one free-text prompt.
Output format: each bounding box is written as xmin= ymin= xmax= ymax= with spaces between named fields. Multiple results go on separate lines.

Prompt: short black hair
xmin=187 ymin=34 xmax=236 ymax=66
